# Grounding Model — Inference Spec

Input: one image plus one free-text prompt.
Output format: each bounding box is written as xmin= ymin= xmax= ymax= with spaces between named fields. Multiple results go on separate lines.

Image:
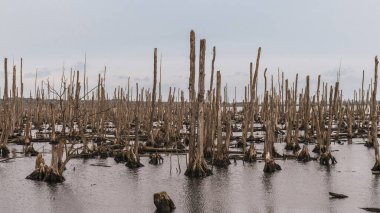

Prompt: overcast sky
xmin=1 ymin=0 xmax=380 ymax=100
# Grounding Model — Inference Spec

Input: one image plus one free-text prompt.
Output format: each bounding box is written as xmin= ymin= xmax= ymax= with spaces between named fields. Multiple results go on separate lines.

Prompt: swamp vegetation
xmin=0 ymin=30 xmax=379 ymax=211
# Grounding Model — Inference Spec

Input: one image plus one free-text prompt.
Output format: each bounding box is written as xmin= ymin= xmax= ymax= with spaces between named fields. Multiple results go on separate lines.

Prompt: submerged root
xmin=149 ymin=153 xmax=164 ymax=165
xmin=297 ymin=145 xmax=311 ymax=162
xmin=185 ymin=159 xmax=212 ymax=177
xmin=243 ymin=144 xmax=257 ymax=163
xmin=319 ymin=151 xmax=337 ymax=166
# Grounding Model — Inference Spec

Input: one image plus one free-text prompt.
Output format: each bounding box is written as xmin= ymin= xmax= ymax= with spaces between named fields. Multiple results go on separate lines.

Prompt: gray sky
xmin=1 ymin=0 xmax=380 ymax=100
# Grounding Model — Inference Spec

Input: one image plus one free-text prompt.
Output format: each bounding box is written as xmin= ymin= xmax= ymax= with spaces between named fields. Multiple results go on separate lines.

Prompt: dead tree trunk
xmin=213 ymin=71 xmax=230 ymax=167
xmin=185 ymin=37 xmax=212 ymax=177
xmin=149 ymin=48 xmax=158 ymax=145
xmin=371 ymin=56 xmax=380 ymax=173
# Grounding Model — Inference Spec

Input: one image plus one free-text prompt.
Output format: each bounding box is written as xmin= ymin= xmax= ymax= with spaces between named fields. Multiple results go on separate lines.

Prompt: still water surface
xmin=0 ymin=141 xmax=379 ymax=213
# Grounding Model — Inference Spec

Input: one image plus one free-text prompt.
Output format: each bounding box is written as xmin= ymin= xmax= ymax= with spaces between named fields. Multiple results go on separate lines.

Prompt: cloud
xmin=134 ymin=76 xmax=150 ymax=82
xmin=24 ymin=68 xmax=51 ymax=79
xmin=117 ymin=75 xmax=130 ymax=79
xmin=71 ymin=61 xmax=85 ymax=71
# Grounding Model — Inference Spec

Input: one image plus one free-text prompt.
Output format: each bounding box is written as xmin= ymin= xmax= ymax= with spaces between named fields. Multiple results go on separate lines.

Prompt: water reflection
xmin=1 ymin=142 xmax=380 ymax=212
xmin=370 ymin=175 xmax=379 ymax=206
xmin=184 ymin=177 xmax=206 ymax=212
xmin=262 ymin=173 xmax=275 ymax=213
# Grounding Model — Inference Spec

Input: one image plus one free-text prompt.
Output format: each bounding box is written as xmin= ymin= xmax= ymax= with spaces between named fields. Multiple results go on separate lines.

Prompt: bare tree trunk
xmin=149 ymin=48 xmax=158 ymax=144
xmin=213 ymin=71 xmax=230 ymax=167
xmin=188 ymin=30 xmax=196 ymax=167
xmin=185 ymin=36 xmax=212 ymax=177
xmin=371 ymin=56 xmax=380 ymax=173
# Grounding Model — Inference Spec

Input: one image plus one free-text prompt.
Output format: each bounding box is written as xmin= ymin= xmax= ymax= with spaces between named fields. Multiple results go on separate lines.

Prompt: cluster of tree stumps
xmin=113 ymin=148 xmax=144 ymax=168
xmin=26 ymin=154 xmax=65 ymax=183
xmin=2 ymin=30 xmax=380 ymax=192
xmin=149 ymin=153 xmax=163 ymax=165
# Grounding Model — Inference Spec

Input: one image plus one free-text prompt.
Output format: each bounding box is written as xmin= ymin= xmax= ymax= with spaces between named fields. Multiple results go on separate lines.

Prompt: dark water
xmin=1 ymin=141 xmax=379 ymax=213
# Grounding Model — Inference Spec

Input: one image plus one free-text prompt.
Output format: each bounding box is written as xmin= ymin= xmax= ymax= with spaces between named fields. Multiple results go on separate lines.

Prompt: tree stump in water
xmin=114 ymin=151 xmax=128 ymax=163
xmin=26 ymin=154 xmax=65 ymax=183
xmin=26 ymin=166 xmax=65 ymax=183
xmin=125 ymin=160 xmax=144 ymax=168
xmin=319 ymin=151 xmax=337 ymax=165
xmin=213 ymin=144 xmax=231 ymax=168
xmin=297 ymin=145 xmax=311 ymax=162
xmin=125 ymin=150 xmax=144 ymax=168
xmin=149 ymin=153 xmax=164 ymax=165
xmin=98 ymin=145 xmax=109 ymax=159
xmin=372 ymin=159 xmax=380 ymax=174
xmin=243 ymin=144 xmax=257 ymax=163
xmin=284 ymin=141 xmax=301 ymax=152
xmin=263 ymin=153 xmax=281 ymax=173
xmin=153 ymin=191 xmax=176 ymax=212
xmin=0 ymin=144 xmax=10 ymax=158
xmin=365 ymin=141 xmax=374 ymax=148
xmin=25 ymin=145 xmax=38 ymax=156
xmin=213 ymin=156 xmax=231 ymax=168
xmin=184 ymin=160 xmax=212 ymax=178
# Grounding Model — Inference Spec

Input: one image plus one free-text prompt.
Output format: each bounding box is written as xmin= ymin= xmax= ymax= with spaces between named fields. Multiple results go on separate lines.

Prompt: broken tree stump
xmin=153 ymin=191 xmax=176 ymax=212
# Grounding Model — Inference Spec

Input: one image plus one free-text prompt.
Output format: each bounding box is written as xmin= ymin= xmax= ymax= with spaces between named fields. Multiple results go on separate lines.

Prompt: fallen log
xmin=89 ymin=164 xmax=111 ymax=167
xmin=329 ymin=192 xmax=348 ymax=199
xmin=360 ymin=208 xmax=380 ymax=212
xmin=0 ymin=157 xmax=14 ymax=163
xmin=142 ymin=146 xmax=186 ymax=153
